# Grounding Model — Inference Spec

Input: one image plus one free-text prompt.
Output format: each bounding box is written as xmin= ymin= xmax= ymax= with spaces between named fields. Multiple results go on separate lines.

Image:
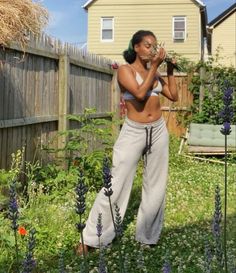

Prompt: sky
xmin=42 ymin=0 xmax=236 ymax=47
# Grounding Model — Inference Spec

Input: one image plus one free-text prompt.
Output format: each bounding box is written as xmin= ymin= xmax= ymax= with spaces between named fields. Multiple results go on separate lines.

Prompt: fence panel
xmin=0 ymin=35 xmax=114 ymax=169
xmin=161 ymin=73 xmax=193 ymax=136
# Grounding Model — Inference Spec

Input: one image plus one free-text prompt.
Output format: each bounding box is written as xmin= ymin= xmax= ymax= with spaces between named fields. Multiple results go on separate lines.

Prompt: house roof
xmin=82 ymin=0 xmax=94 ymax=9
xmin=82 ymin=0 xmax=205 ymax=10
xmin=208 ymin=3 xmax=236 ymax=28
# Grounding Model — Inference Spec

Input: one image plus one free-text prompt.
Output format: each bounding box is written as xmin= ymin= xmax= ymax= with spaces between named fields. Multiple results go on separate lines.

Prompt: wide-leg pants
xmin=82 ymin=116 xmax=169 ymax=247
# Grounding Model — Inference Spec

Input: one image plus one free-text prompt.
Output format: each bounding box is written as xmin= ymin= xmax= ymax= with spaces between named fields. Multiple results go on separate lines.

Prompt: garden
xmin=0 ymin=2 xmax=236 ymax=270
xmin=0 ymin=60 xmax=236 ymax=273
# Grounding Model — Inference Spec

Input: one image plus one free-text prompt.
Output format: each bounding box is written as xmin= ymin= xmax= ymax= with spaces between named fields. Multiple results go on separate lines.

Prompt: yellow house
xmin=83 ymin=0 xmax=208 ymax=64
xmin=207 ymin=3 xmax=236 ymax=68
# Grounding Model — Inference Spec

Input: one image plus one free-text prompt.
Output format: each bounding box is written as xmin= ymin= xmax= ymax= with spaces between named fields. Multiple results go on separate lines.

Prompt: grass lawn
xmin=0 ymin=136 xmax=235 ymax=273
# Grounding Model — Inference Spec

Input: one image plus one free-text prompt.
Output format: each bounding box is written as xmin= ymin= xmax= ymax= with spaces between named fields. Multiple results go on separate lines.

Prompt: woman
xmin=76 ymin=30 xmax=178 ymax=255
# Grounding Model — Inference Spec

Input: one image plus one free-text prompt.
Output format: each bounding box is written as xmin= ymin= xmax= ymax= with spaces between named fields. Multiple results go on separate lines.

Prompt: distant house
xmin=207 ymin=3 xmax=236 ymax=68
xmin=83 ymin=0 xmax=208 ymax=64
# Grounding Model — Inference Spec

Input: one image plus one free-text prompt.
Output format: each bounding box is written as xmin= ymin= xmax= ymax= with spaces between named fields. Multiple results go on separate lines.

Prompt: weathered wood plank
xmin=70 ymin=58 xmax=113 ymax=75
xmin=0 ymin=116 xmax=58 ymax=128
xmin=58 ymin=54 xmax=70 ymax=156
xmin=188 ymin=146 xmax=236 ymax=154
xmin=0 ymin=129 xmax=8 ymax=168
xmin=10 ymin=43 xmax=59 ymax=60
xmin=43 ymin=58 xmax=50 ymax=116
xmin=0 ymin=49 xmax=5 ymax=120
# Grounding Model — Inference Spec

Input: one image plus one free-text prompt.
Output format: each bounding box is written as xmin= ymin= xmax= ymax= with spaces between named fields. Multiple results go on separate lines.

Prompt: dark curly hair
xmin=123 ymin=30 xmax=156 ymax=64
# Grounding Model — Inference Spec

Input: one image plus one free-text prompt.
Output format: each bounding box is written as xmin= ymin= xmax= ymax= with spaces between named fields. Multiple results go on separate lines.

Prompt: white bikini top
xmin=123 ymin=71 xmax=162 ymax=100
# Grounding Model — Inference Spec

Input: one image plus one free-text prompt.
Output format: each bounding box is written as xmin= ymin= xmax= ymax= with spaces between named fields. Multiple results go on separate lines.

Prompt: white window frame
xmin=100 ymin=17 xmax=114 ymax=42
xmin=172 ymin=16 xmax=186 ymax=41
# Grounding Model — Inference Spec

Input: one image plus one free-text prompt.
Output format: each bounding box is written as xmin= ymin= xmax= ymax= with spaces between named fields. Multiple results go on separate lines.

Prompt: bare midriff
xmin=124 ymin=95 xmax=162 ymax=123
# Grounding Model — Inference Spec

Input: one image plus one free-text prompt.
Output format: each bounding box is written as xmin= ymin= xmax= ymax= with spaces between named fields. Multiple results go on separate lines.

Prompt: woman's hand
xmin=167 ymin=58 xmax=176 ymax=75
xmin=150 ymin=47 xmax=166 ymax=67
xmin=140 ymin=47 xmax=166 ymax=67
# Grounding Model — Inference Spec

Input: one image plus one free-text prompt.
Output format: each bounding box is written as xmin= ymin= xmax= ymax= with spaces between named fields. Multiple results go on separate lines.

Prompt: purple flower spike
xmin=114 ymin=204 xmax=123 ymax=237
xmin=220 ymin=122 xmax=232 ymax=136
xmin=219 ymin=83 xmax=234 ymax=136
xmin=212 ymin=186 xmax=222 ymax=237
xmin=8 ymin=181 xmax=19 ymax=231
xmin=103 ymin=157 xmax=113 ymax=197
xmin=22 ymin=229 xmax=37 ymax=273
xmin=96 ymin=213 xmax=103 ymax=238
xmin=212 ymin=185 xmax=224 ymax=267
xmin=75 ymin=172 xmax=88 ymax=232
xmin=224 ymin=86 xmax=233 ymax=99
xmin=162 ymin=261 xmax=171 ymax=273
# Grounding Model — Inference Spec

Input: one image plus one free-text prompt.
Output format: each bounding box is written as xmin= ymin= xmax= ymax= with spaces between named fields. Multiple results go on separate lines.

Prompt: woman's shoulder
xmin=118 ymin=63 xmax=131 ymax=71
xmin=118 ymin=63 xmax=135 ymax=76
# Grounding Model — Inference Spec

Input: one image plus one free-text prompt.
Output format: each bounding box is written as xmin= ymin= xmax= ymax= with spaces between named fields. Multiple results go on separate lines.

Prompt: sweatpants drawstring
xmin=144 ymin=127 xmax=149 ymax=154
xmin=143 ymin=126 xmax=153 ymax=165
xmin=149 ymin=126 xmax=153 ymax=153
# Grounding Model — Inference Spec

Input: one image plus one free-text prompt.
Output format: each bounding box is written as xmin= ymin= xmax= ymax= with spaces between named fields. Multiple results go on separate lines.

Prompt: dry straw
xmin=0 ymin=0 xmax=49 ymax=49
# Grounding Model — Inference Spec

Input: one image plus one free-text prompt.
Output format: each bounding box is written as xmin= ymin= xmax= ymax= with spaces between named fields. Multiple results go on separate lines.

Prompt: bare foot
xmin=75 ymin=243 xmax=89 ymax=256
xmin=75 ymin=243 xmax=96 ymax=256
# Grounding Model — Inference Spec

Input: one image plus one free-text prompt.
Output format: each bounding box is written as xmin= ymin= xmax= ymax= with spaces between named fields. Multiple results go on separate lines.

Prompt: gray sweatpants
xmin=82 ymin=116 xmax=169 ymax=247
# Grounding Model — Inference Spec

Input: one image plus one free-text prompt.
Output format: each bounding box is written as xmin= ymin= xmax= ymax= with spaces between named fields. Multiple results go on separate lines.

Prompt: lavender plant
xmin=58 ymin=249 xmax=66 ymax=273
xmin=97 ymin=213 xmax=103 ymax=244
xmin=114 ymin=203 xmax=123 ymax=238
xmin=98 ymin=249 xmax=107 ymax=273
xmin=201 ymin=181 xmax=236 ymax=273
xmin=103 ymin=157 xmax=115 ymax=229
xmin=22 ymin=228 xmax=37 ymax=273
xmin=162 ymin=260 xmax=171 ymax=273
xmin=103 ymin=157 xmax=125 ymax=273
xmin=75 ymin=172 xmax=88 ymax=270
xmin=8 ymin=180 xmax=20 ymax=273
xmin=96 ymin=213 xmax=107 ymax=273
xmin=212 ymin=185 xmax=224 ymax=270
xmin=114 ymin=203 xmax=125 ymax=273
xmin=203 ymin=240 xmax=213 ymax=273
xmin=103 ymin=157 xmax=113 ymax=197
xmin=219 ymin=83 xmax=234 ymax=273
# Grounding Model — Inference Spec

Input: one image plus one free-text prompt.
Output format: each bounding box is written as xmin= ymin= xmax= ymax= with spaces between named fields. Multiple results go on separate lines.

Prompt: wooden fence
xmin=0 ymin=34 xmax=193 ymax=170
xmin=0 ymin=34 xmax=115 ymax=169
xmin=160 ymin=73 xmax=193 ymax=136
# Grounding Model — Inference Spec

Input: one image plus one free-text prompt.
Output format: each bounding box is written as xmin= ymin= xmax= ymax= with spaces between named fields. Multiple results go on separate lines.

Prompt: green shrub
xmin=189 ymin=60 xmax=236 ymax=125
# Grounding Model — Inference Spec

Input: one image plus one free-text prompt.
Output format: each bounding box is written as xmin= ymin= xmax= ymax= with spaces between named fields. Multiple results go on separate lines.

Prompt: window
xmin=173 ymin=17 xmax=186 ymax=41
xmin=101 ymin=17 xmax=114 ymax=41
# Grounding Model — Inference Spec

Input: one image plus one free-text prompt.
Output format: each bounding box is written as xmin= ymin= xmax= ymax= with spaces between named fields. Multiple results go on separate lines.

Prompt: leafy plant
xmin=43 ymin=108 xmax=116 ymax=191
xmin=188 ymin=57 xmax=236 ymax=125
xmin=0 ymin=150 xmax=24 ymax=212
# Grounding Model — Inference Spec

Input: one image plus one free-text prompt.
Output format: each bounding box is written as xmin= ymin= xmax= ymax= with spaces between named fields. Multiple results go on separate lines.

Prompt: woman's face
xmin=134 ymin=35 xmax=157 ymax=61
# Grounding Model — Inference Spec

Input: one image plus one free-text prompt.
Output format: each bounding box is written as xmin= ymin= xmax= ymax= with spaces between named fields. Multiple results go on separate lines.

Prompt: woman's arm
xmin=158 ymin=63 xmax=178 ymax=102
xmin=117 ymin=48 xmax=166 ymax=101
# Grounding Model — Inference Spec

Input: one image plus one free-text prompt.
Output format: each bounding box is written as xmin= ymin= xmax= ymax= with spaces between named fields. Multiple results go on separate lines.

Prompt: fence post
xmin=58 ymin=54 xmax=70 ymax=161
xmin=111 ymin=70 xmax=120 ymax=136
